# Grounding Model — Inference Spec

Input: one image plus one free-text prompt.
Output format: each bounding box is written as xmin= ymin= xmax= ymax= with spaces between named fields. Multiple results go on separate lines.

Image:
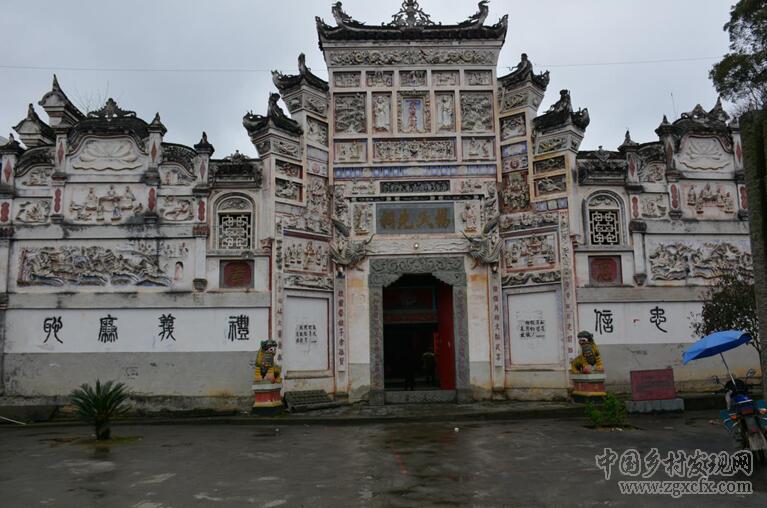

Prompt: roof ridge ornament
xmin=88 ymin=98 xmax=136 ymax=120
xmin=389 ymin=0 xmax=435 ymax=28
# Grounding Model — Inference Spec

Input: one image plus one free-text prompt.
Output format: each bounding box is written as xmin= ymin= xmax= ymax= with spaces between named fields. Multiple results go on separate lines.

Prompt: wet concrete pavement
xmin=1 ymin=411 xmax=766 ymax=507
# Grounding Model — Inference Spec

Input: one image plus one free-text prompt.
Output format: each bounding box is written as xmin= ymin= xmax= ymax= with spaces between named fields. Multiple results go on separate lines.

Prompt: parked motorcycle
xmin=714 ymin=369 xmax=767 ymax=462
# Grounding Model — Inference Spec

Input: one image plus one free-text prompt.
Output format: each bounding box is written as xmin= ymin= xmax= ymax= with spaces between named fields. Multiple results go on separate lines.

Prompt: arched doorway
xmin=368 ymin=256 xmax=470 ymax=405
xmin=382 ymin=274 xmax=455 ymax=392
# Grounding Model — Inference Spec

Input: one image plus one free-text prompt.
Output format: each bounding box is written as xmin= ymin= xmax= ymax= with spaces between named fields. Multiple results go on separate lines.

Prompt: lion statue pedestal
xmin=570 ymin=331 xmax=606 ymax=402
xmin=251 ymin=339 xmax=284 ymax=415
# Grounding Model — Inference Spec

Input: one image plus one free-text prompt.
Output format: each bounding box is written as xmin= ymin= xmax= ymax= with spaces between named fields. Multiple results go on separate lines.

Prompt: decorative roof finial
xmin=52 ymin=74 xmax=61 ymax=91
xmin=298 ymin=53 xmax=308 ymax=74
xmin=390 ymin=0 xmax=434 ymax=28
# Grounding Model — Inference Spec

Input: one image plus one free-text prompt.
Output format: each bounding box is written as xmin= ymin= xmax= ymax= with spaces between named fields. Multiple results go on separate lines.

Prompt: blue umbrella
xmin=682 ymin=330 xmax=753 ymax=384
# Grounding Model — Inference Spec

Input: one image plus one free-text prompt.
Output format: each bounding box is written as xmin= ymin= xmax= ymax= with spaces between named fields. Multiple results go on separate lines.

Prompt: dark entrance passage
xmin=382 ymin=274 xmax=455 ymax=391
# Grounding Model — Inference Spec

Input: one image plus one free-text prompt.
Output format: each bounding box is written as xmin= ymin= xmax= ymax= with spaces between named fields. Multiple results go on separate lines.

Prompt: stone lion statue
xmin=570 ymin=331 xmax=604 ymax=374
xmin=254 ymin=339 xmax=282 ymax=384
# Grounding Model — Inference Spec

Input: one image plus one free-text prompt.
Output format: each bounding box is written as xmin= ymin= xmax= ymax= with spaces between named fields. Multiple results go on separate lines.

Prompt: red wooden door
xmin=436 ymin=283 xmax=455 ymax=389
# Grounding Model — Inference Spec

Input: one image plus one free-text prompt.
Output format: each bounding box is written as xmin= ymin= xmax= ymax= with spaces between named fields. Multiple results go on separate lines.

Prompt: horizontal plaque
xmin=376 ymin=202 xmax=455 ymax=235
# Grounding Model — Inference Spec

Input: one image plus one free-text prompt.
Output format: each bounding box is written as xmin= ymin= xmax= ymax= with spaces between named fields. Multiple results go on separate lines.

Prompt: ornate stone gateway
xmin=368 ymin=256 xmax=469 ymax=405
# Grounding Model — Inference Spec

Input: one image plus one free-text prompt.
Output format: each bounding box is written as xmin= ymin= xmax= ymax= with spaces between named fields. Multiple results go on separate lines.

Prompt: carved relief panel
xmin=159 ymin=195 xmax=196 ymax=222
xmin=533 ymin=175 xmax=567 ymax=198
xmin=67 ymin=185 xmax=145 ymax=223
xmin=14 ymin=199 xmax=51 ymax=224
xmin=69 ymin=138 xmax=146 ymax=172
xmin=282 ymin=236 xmax=329 ymax=275
xmin=435 ymin=93 xmax=455 ymax=132
xmin=501 ymin=171 xmax=530 ymax=213
xmin=465 ymin=70 xmax=492 ymax=86
xmin=372 ymin=93 xmax=392 ymax=133
xmin=675 ymin=136 xmax=733 ymax=172
xmin=433 ymin=71 xmax=459 ymax=87
xmin=397 ymin=91 xmax=431 ymax=133
xmin=334 ymin=93 xmax=367 ymax=134
xmin=533 ymin=155 xmax=566 ymax=175
xmin=640 ymin=194 xmax=669 ymax=219
xmin=367 ymin=70 xmax=393 ymax=87
xmin=335 ymin=140 xmax=367 ymax=163
xmin=500 ymin=113 xmax=526 ymax=140
xmin=504 ymin=232 xmax=558 ymax=273
xmin=502 ymin=142 xmax=528 ymax=172
xmin=159 ymin=164 xmax=195 ymax=186
xmin=333 ymin=71 xmax=361 ymax=88
xmin=682 ymin=182 xmax=737 ymax=218
xmin=400 ymin=70 xmax=427 ymax=87
xmin=647 ymin=240 xmax=752 ymax=283
xmin=460 ymin=92 xmax=493 ymax=132
xmin=307 ymin=118 xmax=328 ymax=146
xmin=373 ymin=139 xmax=455 ymax=162
xmin=462 ymin=138 xmax=495 ymax=161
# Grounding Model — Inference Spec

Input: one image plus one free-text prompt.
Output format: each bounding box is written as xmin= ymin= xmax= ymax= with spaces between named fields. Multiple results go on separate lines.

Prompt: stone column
xmin=740 ymin=111 xmax=767 ymax=396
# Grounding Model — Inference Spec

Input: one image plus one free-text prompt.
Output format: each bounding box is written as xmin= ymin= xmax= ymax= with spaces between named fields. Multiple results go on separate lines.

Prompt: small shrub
xmin=585 ymin=393 xmax=627 ymax=428
xmin=70 ymin=380 xmax=130 ymax=440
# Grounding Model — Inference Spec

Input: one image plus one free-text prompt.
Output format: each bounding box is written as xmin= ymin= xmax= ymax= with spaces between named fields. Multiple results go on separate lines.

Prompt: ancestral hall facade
xmin=0 ymin=2 xmax=754 ymax=405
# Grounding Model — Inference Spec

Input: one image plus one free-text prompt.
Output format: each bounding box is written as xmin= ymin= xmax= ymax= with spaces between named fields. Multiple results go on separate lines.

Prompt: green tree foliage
xmin=710 ymin=0 xmax=767 ymax=111
xmin=70 ymin=380 xmax=130 ymax=440
xmin=691 ymin=271 xmax=760 ymax=349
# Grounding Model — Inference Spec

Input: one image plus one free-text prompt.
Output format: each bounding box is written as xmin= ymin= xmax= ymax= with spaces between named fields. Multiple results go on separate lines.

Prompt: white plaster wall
xmin=5 ymin=307 xmax=269 ymax=353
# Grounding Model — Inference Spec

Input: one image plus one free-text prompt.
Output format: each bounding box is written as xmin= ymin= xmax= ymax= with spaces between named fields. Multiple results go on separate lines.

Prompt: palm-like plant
xmin=70 ymin=380 xmax=130 ymax=440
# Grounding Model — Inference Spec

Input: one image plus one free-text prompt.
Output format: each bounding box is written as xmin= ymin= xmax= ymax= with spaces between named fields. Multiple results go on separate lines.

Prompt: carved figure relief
xmin=276 ymin=160 xmax=302 ymax=179
xmin=69 ymin=185 xmax=144 ymax=222
xmin=649 ymin=241 xmax=752 ymax=281
xmin=537 ymin=136 xmax=568 ymax=154
xmin=304 ymin=95 xmax=328 ymax=116
xmin=400 ymin=70 xmax=426 ymax=87
xmin=534 ymin=175 xmax=567 ymax=197
xmin=676 ymin=137 xmax=732 ymax=171
xmin=433 ymin=71 xmax=459 ymax=87
xmin=380 ymin=180 xmax=449 ymax=194
xmin=498 ymin=90 xmax=527 ymax=112
xmin=398 ymin=92 xmax=430 ymax=133
xmin=15 ymin=200 xmax=51 ymax=223
xmin=275 ymin=179 xmax=302 ymax=201
xmin=504 ymin=233 xmax=557 ymax=272
xmin=351 ymin=180 xmax=375 ymax=195
xmin=533 ymin=156 xmax=566 ymax=175
xmin=160 ymin=165 xmax=195 ymax=186
xmin=367 ymin=71 xmax=393 ymax=87
xmin=160 ymin=196 xmax=194 ymax=222
xmin=18 ymin=245 xmax=171 ymax=287
xmin=466 ymin=70 xmax=492 ymax=86
xmin=638 ymin=162 xmax=665 ymax=182
xmin=353 ymin=204 xmax=372 ymax=234
xmin=436 ymin=94 xmax=455 ymax=131
xmin=332 ymin=184 xmax=350 ymax=224
xmin=19 ymin=166 xmax=53 ymax=186
xmin=306 ymin=176 xmax=329 ymax=217
xmin=373 ymin=139 xmax=455 ymax=162
xmin=334 ymin=94 xmax=367 ymax=134
xmin=274 ymin=139 xmax=300 ymax=159
xmin=459 ymin=202 xmax=478 ymax=233
xmin=373 ymin=94 xmax=391 ymax=133
xmin=685 ymin=183 xmax=736 ymax=214
xmin=335 ymin=140 xmax=366 ymax=162
xmin=640 ymin=195 xmax=668 ymax=219
xmin=71 ymin=139 xmax=143 ymax=171
xmin=501 ymin=172 xmax=530 ymax=213
xmin=460 ymin=93 xmax=493 ymax=132
xmin=282 ymin=238 xmax=328 ymax=274
xmin=307 ymin=118 xmax=328 ymax=146
xmin=500 ymin=113 xmax=525 ymax=140
xmin=500 ymin=211 xmax=558 ymax=232
xmin=334 ymin=72 xmax=360 ymax=88
xmin=462 ymin=138 xmax=494 ymax=160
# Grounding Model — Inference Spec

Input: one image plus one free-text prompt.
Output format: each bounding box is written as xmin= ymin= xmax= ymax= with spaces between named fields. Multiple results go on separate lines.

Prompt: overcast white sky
xmin=0 ymin=0 xmax=733 ymax=156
